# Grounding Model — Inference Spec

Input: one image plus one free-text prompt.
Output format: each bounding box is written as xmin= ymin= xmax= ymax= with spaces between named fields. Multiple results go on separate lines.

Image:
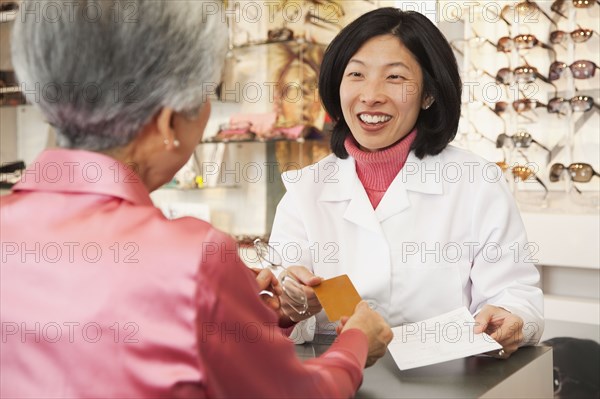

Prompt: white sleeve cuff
xmin=287 ymin=316 xmax=316 ymax=344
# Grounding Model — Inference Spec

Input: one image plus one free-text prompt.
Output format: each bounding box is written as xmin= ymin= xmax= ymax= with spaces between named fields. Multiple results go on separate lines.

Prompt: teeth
xmin=359 ymin=114 xmax=391 ymax=124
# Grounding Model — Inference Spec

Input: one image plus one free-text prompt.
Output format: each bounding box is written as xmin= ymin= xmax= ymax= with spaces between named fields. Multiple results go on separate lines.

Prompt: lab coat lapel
xmin=375 ymin=151 xmax=444 ymax=223
xmin=318 ymin=157 xmax=383 ymax=234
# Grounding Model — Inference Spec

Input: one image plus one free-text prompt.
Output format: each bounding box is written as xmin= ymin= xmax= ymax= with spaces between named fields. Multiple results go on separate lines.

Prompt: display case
xmin=437 ymin=0 xmax=599 ymax=342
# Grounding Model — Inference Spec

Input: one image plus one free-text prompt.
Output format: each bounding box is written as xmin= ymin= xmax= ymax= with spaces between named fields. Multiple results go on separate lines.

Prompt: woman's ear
xmin=422 ymin=96 xmax=435 ymax=110
xmin=155 ymin=108 xmax=179 ymax=149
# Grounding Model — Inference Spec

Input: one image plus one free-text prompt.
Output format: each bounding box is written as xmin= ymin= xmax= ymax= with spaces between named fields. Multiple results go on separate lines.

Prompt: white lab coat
xmin=270 ymin=145 xmax=544 ymax=344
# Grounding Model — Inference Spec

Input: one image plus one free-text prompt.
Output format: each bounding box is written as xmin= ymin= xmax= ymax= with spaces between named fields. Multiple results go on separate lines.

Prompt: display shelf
xmin=0 ymin=86 xmax=20 ymax=94
xmin=0 ymin=10 xmax=16 ymax=23
xmin=202 ymin=137 xmax=313 ymax=145
xmin=520 ymin=197 xmax=599 ymax=270
xmin=544 ymin=294 xmax=600 ymax=326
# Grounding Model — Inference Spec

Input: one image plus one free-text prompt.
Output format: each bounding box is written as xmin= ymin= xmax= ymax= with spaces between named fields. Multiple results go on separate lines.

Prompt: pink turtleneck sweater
xmin=344 ymin=129 xmax=417 ymax=209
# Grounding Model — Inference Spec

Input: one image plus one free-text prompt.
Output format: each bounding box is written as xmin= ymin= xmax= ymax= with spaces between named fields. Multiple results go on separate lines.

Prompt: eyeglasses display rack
xmin=439 ymin=0 xmax=599 ymax=343
xmin=444 ymin=0 xmax=599 ymax=211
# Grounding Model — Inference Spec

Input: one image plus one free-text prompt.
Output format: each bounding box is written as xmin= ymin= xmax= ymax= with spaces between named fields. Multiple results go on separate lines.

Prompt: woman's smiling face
xmin=340 ymin=34 xmax=430 ymax=152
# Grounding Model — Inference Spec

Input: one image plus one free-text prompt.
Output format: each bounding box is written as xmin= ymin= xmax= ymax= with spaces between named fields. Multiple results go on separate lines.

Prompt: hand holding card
xmin=312 ymin=274 xmax=362 ymax=321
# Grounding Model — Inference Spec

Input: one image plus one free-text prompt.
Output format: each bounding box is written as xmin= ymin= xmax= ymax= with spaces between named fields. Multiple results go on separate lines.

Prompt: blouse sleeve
xmin=194 ymin=228 xmax=368 ymax=398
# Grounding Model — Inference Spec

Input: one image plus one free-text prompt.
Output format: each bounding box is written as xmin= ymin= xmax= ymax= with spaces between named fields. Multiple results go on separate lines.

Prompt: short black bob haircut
xmin=318 ymin=7 xmax=462 ymax=159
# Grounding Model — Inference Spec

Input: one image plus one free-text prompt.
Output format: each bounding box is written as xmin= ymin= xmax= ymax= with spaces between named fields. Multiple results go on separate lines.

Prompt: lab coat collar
xmin=376 ymin=151 xmax=444 ymax=222
xmin=318 ymin=150 xmax=444 ymax=227
xmin=398 ymin=151 xmax=445 ymax=195
xmin=318 ymin=156 xmax=382 ymax=233
xmin=12 ymin=148 xmax=154 ymax=206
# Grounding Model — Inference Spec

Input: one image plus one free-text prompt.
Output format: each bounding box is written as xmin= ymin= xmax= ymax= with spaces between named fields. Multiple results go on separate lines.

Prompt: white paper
xmin=388 ymin=307 xmax=502 ymax=370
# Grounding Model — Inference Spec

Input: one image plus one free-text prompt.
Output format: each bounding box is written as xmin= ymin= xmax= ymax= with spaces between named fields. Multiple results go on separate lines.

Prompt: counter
xmin=296 ymin=335 xmax=553 ymax=398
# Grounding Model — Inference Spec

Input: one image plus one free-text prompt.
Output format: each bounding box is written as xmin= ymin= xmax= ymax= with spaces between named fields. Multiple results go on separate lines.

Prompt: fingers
xmin=473 ymin=304 xmax=496 ymax=334
xmin=261 ymin=294 xmax=281 ymax=312
xmin=342 ymin=301 xmax=393 ymax=368
xmin=475 ymin=305 xmax=525 ymax=359
xmin=286 ymin=266 xmax=322 ymax=287
xmin=336 ymin=316 xmax=350 ymax=335
xmin=489 ymin=315 xmax=524 ymax=352
xmin=278 ymin=267 xmax=323 ymax=323
xmin=354 ymin=300 xmax=370 ymax=312
xmin=253 ymin=268 xmax=282 ymax=296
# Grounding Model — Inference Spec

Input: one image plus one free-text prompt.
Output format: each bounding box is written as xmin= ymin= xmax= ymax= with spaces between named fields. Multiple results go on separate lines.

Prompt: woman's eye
xmin=388 ymin=74 xmax=404 ymax=80
xmin=347 ymin=72 xmax=362 ymax=78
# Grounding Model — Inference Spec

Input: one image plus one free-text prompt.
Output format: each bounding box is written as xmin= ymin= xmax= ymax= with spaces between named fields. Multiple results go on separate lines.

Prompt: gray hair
xmin=11 ymin=0 xmax=228 ymax=151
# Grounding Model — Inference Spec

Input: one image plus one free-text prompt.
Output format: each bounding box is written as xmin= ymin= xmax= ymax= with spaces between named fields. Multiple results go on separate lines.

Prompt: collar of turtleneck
xmin=344 ymin=129 xmax=417 ymax=207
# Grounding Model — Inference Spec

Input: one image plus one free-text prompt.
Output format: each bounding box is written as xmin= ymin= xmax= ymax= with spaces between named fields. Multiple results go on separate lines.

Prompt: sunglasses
xmin=497 ymin=161 xmax=549 ymax=195
xmin=458 ymin=29 xmax=555 ymax=56
xmin=549 ymin=60 xmax=600 ymax=80
xmin=548 ymin=96 xmax=599 ymax=113
xmin=496 ymin=65 xmax=553 ymax=85
xmin=492 ymin=101 xmax=536 ymax=123
xmin=550 ymin=27 xmax=598 ymax=44
xmin=551 ymin=0 xmax=600 ymax=18
xmin=500 ymin=1 xmax=559 ymax=27
xmin=500 ymin=99 xmax=548 ymax=114
xmin=497 ymin=96 xmax=599 ymax=115
xmin=496 ymin=132 xmax=550 ymax=153
xmin=497 ymin=34 xmax=555 ymax=54
xmin=549 ymin=163 xmax=600 ymax=183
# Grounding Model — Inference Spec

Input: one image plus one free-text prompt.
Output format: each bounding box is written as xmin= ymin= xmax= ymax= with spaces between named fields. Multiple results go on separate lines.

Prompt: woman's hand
xmin=279 ymin=266 xmax=323 ymax=324
xmin=252 ymin=267 xmax=282 ymax=312
xmin=341 ymin=301 xmax=393 ymax=367
xmin=474 ymin=304 xmax=524 ymax=359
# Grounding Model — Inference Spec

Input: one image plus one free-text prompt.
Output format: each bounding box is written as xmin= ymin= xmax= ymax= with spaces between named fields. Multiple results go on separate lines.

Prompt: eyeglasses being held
xmin=254 ymin=239 xmax=309 ymax=321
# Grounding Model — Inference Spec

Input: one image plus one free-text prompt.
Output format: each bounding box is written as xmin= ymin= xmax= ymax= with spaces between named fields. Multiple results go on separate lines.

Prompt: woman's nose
xmin=359 ymin=82 xmax=386 ymax=106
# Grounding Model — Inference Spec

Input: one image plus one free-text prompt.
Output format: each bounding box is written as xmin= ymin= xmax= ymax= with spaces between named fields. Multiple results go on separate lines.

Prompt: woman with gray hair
xmin=0 ymin=1 xmax=392 ymax=398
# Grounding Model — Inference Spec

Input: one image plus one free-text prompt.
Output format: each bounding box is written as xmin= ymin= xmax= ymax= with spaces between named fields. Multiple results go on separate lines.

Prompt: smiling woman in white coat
xmin=269 ymin=8 xmax=544 ymax=359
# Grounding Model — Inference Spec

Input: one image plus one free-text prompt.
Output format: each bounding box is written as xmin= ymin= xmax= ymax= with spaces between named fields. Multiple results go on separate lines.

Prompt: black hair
xmin=318 ymin=7 xmax=462 ymax=159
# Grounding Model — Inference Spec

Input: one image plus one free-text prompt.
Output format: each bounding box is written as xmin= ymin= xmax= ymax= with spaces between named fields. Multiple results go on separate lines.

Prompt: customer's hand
xmin=252 ymin=268 xmax=282 ymax=312
xmin=280 ymin=266 xmax=323 ymax=324
xmin=475 ymin=304 xmax=524 ymax=359
xmin=341 ymin=301 xmax=393 ymax=367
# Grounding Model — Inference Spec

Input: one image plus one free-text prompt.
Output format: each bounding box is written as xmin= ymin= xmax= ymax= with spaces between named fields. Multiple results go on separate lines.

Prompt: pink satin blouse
xmin=0 ymin=149 xmax=368 ymax=398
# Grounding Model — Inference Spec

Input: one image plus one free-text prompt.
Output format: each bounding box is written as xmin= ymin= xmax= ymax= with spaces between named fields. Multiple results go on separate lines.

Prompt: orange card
xmin=313 ymin=274 xmax=362 ymax=321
